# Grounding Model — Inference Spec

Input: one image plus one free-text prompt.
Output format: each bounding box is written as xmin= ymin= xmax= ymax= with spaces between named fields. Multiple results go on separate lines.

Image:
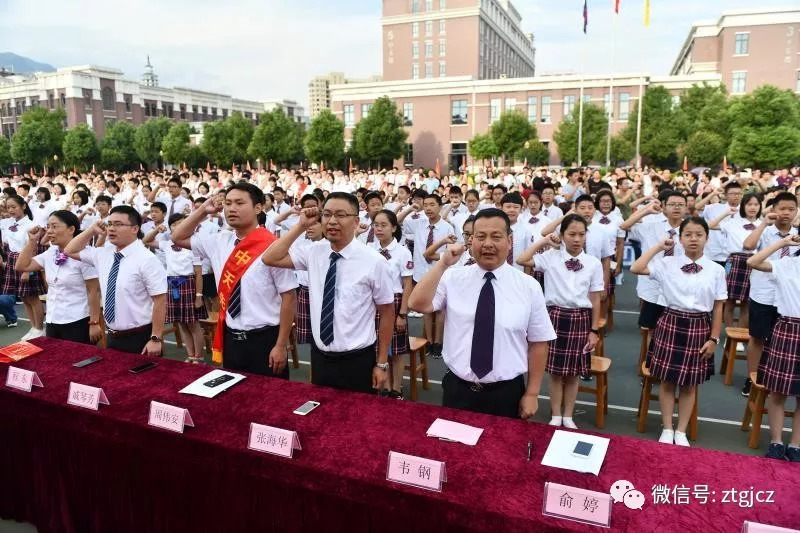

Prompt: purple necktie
xmin=425 ymin=225 xmax=435 ymax=264
xmin=529 ymin=216 xmax=539 ymax=224
xmin=681 ymin=262 xmax=703 ymax=274
xmin=664 ymin=229 xmax=677 ymax=257
xmin=565 ymin=258 xmax=583 ymax=272
xmin=743 ymin=223 xmax=756 ymax=231
xmin=379 ymin=248 xmax=391 ymax=260
xmin=599 ymin=216 xmax=611 ymax=224
xmin=465 ymin=257 xmax=476 ymax=265
xmin=470 ymin=272 xmax=495 ymax=379
xmin=779 ymin=233 xmax=790 ymax=258
xmin=367 ymin=225 xmax=375 ymax=243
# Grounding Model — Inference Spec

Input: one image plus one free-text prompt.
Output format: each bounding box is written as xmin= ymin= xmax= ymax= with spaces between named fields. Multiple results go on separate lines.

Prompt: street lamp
xmin=159 ymin=149 xmax=164 ymax=171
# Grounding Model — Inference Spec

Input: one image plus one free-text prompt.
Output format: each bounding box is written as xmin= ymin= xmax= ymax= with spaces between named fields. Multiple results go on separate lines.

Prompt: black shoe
xmin=429 ymin=343 xmax=443 ymax=359
xmin=787 ymin=446 xmax=800 ymax=463
xmin=388 ymin=389 xmax=404 ymax=400
xmin=741 ymin=378 xmax=752 ymax=398
xmin=765 ymin=442 xmax=788 ymax=461
xmin=580 ymin=374 xmax=593 ymax=382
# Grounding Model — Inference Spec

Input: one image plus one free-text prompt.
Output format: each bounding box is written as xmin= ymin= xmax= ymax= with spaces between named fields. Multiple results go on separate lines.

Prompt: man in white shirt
xmin=409 ymin=208 xmax=556 ymax=418
xmin=262 ymin=192 xmax=395 ymax=393
xmin=64 ymin=205 xmax=167 ymax=355
xmin=500 ymin=192 xmax=534 ymax=271
xmin=698 ymin=181 xmax=743 ymax=267
xmin=151 ymin=177 xmax=192 ymax=220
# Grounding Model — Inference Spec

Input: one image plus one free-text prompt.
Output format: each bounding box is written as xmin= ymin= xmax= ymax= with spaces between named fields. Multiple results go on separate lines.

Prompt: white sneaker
xmin=562 ymin=417 xmax=578 ymax=429
xmin=408 ymin=311 xmax=423 ymax=318
xmin=658 ymin=429 xmax=674 ymax=444
xmin=25 ymin=328 xmax=44 ymax=340
xmin=20 ymin=328 xmax=34 ymax=341
xmin=674 ymin=432 xmax=690 ymax=447
xmin=548 ymin=416 xmax=563 ymax=426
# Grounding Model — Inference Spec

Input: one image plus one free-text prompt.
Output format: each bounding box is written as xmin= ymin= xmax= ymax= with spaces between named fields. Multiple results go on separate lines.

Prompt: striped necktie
xmin=664 ymin=229 xmax=676 ymax=257
xmin=320 ymin=252 xmax=342 ymax=346
xmin=780 ymin=233 xmax=791 ymax=258
xmin=228 ymin=239 xmax=243 ymax=318
xmin=103 ymin=252 xmax=124 ymax=324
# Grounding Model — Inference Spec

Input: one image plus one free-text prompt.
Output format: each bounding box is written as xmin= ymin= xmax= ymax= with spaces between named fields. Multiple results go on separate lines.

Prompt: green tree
xmin=0 ymin=135 xmax=11 ymax=169
xmin=352 ymin=96 xmax=407 ymax=167
xmin=248 ymin=109 xmax=306 ymax=166
xmin=489 ymin=110 xmax=534 ymax=162
xmin=101 ymin=121 xmax=139 ymax=171
xmin=201 ymin=120 xmax=234 ymax=168
xmin=10 ymin=107 xmax=66 ymax=168
xmin=227 ymin=111 xmax=255 ymax=164
xmin=609 ymin=133 xmax=635 ymax=165
xmin=727 ymin=85 xmax=800 ymax=168
xmin=515 ymin=141 xmax=551 ymax=166
xmin=468 ymin=133 xmax=498 ymax=163
xmin=134 ymin=117 xmax=172 ymax=165
xmin=552 ymin=103 xmax=607 ymax=164
xmin=62 ymin=124 xmax=99 ymax=171
xmin=623 ymin=85 xmax=679 ymax=167
xmin=185 ymin=144 xmax=208 ymax=171
xmin=161 ymin=123 xmax=192 ymax=167
xmin=305 ymin=109 xmax=345 ymax=166
xmin=681 ymin=130 xmax=726 ymax=166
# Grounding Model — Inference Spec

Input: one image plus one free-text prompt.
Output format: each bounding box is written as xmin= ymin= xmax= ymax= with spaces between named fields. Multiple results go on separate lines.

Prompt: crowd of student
xmin=0 ymin=163 xmax=798 ymax=461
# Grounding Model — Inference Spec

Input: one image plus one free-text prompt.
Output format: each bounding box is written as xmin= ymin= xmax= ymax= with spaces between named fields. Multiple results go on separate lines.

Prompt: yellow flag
xmin=644 ymin=0 xmax=650 ymax=26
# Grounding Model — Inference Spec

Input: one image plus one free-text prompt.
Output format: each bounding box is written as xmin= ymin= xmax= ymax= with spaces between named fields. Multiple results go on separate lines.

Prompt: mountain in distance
xmin=0 ymin=52 xmax=56 ymax=74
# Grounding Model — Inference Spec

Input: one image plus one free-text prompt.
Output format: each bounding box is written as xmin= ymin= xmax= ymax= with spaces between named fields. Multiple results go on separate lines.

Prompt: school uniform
xmin=718 ymin=217 xmax=760 ymax=302
xmin=155 ymin=192 xmax=193 ymax=219
xmin=194 ymin=218 xmax=224 ymax=298
xmin=0 ymin=217 xmax=46 ymax=297
xmin=401 ymin=210 xmax=426 ymax=255
xmin=758 ymin=255 xmax=800 ymax=397
xmin=289 ymin=238 xmax=394 ymax=393
xmin=411 ymin=218 xmax=454 ymax=283
xmin=374 ymin=239 xmax=413 ymax=357
xmin=646 ymin=256 xmax=727 ymax=386
xmin=33 ymin=246 xmax=98 ymax=344
xmin=749 ymin=226 xmax=798 ymax=341
xmin=141 ymin=221 xmax=170 ymax=267
xmin=30 ymin=200 xmax=57 ymax=227
xmin=593 ymin=212 xmax=625 ymax=295
xmin=289 ymin=235 xmax=315 ymax=344
xmin=447 ymin=206 xmax=477 ymax=244
xmin=432 ymin=262 xmax=556 ymax=418
xmin=509 ymin=221 xmax=534 ymax=271
xmin=702 ymin=203 xmax=738 ymax=265
xmin=158 ymin=241 xmax=208 ymax=323
xmin=78 ymin=240 xmax=168 ymax=354
xmin=541 ymin=204 xmax=563 ymax=220
xmin=535 ymin=249 xmax=604 ymax=376
xmin=192 ymin=230 xmax=298 ymax=377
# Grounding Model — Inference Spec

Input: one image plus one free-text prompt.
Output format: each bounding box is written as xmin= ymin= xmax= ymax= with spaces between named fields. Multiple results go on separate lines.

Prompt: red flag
xmin=614 ymin=0 xmax=620 ymax=14
xmin=722 ymin=155 xmax=728 ymax=173
xmin=231 ymin=162 xmax=235 ymax=173
xmin=246 ymin=160 xmax=251 ymax=172
xmin=206 ymin=161 xmax=211 ymax=173
xmin=72 ymin=165 xmax=77 ymax=174
xmin=91 ymin=163 xmax=96 ymax=173
xmin=682 ymin=155 xmax=688 ymax=172
xmin=269 ymin=159 xmax=275 ymax=171
xmin=435 ymin=158 xmax=440 ymax=177
xmin=320 ymin=161 xmax=325 ymax=172
xmin=139 ymin=162 xmax=144 ymax=171
xmin=182 ymin=162 xmax=187 ymax=171
xmin=583 ymin=0 xmax=588 ymax=34
xmin=62 ymin=165 xmax=66 ymax=173
xmin=13 ymin=166 xmax=18 ymax=176
xmin=349 ymin=158 xmax=353 ymax=175
xmin=29 ymin=167 xmax=34 ymax=177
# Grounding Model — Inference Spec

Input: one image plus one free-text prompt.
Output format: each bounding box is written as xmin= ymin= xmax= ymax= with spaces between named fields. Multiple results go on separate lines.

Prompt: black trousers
xmin=442 ymin=371 xmax=525 ymax=419
xmin=310 ymin=343 xmax=376 ymax=393
xmin=223 ymin=325 xmax=289 ymax=379
xmin=107 ymin=325 xmax=152 ymax=354
xmin=46 ymin=317 xmax=91 ymax=345
xmin=638 ymin=300 xmax=665 ymax=329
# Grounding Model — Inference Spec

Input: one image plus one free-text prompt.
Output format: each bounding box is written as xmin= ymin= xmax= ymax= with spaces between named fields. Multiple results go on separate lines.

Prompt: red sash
xmin=212 ymin=228 xmax=276 ymax=364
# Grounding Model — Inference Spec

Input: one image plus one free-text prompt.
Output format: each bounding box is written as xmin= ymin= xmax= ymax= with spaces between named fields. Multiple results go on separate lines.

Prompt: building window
xmin=412 ymin=42 xmax=419 ymax=59
xmin=412 ymin=22 xmax=419 ymax=38
xmin=440 ymin=0 xmax=445 ymax=9
xmin=603 ymin=93 xmax=612 ymax=115
xmin=192 ymin=105 xmax=198 ymax=121
xmin=619 ymin=92 xmax=630 ymax=120
xmin=404 ymin=143 xmax=414 ymax=166
xmin=361 ymin=103 xmax=372 ymax=119
xmin=344 ymin=104 xmax=355 ymax=127
xmin=425 ymin=0 xmax=432 ymax=10
xmin=451 ymin=99 xmax=468 ymax=124
xmin=425 ymin=40 xmax=433 ymax=57
xmin=490 ymin=98 xmax=501 ymax=123
xmin=412 ymin=0 xmax=419 ymax=13
xmin=83 ymin=89 xmax=92 ymax=107
xmin=583 ymin=94 xmax=592 ymax=104
xmin=124 ymin=94 xmax=132 ymax=112
xmin=541 ymin=96 xmax=551 ymax=123
xmin=439 ymin=61 xmax=446 ymax=77
xmin=222 ymin=109 xmax=228 ymax=119
xmin=412 ymin=62 xmax=420 ymax=80
xmin=563 ymin=95 xmax=576 ymax=117
xmin=48 ymin=92 xmax=54 ymax=109
xmin=439 ymin=19 xmax=446 ymax=34
xmin=439 ymin=40 xmax=446 ymax=56
xmin=202 ymin=106 xmax=208 ymax=120
xmin=734 ymin=32 xmax=749 ymax=55
xmin=403 ymin=103 xmax=413 ymax=126
xmin=180 ymin=104 xmax=186 ymax=119
xmin=527 ymin=96 xmax=537 ymax=123
xmin=101 ymin=87 xmax=115 ymax=110
xmin=732 ymin=71 xmax=747 ymax=94
xmin=505 ymin=97 xmax=516 ymax=111
xmin=425 ymin=62 xmax=433 ymax=78
xmin=425 ymin=20 xmax=432 ymax=36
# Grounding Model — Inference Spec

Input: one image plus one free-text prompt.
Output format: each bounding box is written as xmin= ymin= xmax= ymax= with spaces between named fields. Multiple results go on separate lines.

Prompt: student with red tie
xmin=517 ymin=214 xmax=604 ymax=428
xmin=409 ymin=208 xmax=556 ymax=419
xmin=631 ymin=217 xmax=726 ymax=447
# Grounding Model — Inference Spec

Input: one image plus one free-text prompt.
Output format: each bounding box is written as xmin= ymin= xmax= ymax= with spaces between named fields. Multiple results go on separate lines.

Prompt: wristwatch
xmin=195 ymin=293 xmax=203 ymax=297
xmin=590 ymin=328 xmax=600 ymax=335
xmin=376 ymin=362 xmax=389 ymax=371
xmin=398 ymin=313 xmax=408 ymax=318
xmin=709 ymin=336 xmax=720 ymax=345
xmin=149 ymin=335 xmax=163 ymax=343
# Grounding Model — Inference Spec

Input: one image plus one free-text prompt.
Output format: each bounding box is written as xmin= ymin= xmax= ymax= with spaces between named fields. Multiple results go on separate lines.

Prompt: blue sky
xmin=1 ymin=0 xmax=797 ymax=107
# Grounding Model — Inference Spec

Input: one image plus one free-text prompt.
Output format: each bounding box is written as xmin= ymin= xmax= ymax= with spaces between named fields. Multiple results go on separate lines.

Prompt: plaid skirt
xmin=295 ymin=285 xmax=312 ymax=344
xmin=726 ymin=252 xmax=752 ymax=302
xmin=532 ymin=269 xmax=545 ymax=289
xmin=545 ymin=306 xmax=591 ymax=376
xmin=648 ymin=308 xmax=713 ymax=386
xmin=758 ymin=316 xmax=800 ymax=397
xmin=1 ymin=250 xmax=46 ymax=297
xmin=166 ymin=276 xmax=208 ymax=323
xmin=375 ymin=293 xmax=410 ymax=357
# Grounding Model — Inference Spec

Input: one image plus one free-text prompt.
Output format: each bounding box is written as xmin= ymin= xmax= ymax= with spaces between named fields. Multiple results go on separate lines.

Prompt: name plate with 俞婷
xmin=148 ymin=401 xmax=194 ymax=433
xmin=542 ymin=481 xmax=612 ymax=528
xmin=248 ymin=423 xmax=302 ymax=458
xmin=5 ymin=366 xmax=43 ymax=392
xmin=386 ymin=451 xmax=447 ymax=492
xmin=67 ymin=382 xmax=109 ymax=410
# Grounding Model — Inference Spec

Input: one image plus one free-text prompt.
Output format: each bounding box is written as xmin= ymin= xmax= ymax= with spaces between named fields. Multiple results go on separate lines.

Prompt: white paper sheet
xmin=179 ymin=369 xmax=246 ymax=398
xmin=426 ymin=418 xmax=484 ymax=446
xmin=540 ymin=430 xmax=610 ymax=475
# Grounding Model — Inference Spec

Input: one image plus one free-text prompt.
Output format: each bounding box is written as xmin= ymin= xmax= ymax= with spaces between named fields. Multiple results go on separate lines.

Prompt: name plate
xmin=5 ymin=366 xmax=43 ymax=392
xmin=67 ymin=382 xmax=109 ymax=410
xmin=248 ymin=423 xmax=302 ymax=458
xmin=743 ymin=522 xmax=800 ymax=533
xmin=148 ymin=401 xmax=194 ymax=433
xmin=542 ymin=482 xmax=612 ymax=528
xmin=386 ymin=451 xmax=447 ymax=492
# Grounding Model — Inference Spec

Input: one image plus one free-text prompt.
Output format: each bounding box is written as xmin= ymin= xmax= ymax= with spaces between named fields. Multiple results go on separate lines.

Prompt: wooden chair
xmin=286 ymin=323 xmax=299 ymax=369
xmin=720 ymin=327 xmax=750 ymax=386
xmin=594 ymin=318 xmax=607 ymax=359
xmin=637 ymin=362 xmax=698 ymax=440
xmin=741 ymin=372 xmax=795 ymax=449
xmin=637 ymin=327 xmax=650 ymax=377
xmin=577 ymin=356 xmax=611 ymax=428
xmin=405 ymin=337 xmax=430 ymax=401
xmin=164 ymin=322 xmax=183 ymax=348
xmin=199 ymin=312 xmax=218 ymax=356
xmin=606 ymin=293 xmax=615 ymax=333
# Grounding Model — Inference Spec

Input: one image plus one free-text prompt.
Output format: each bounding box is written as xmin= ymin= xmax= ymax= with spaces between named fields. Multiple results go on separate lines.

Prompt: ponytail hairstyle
xmin=375 ymin=209 xmax=403 ymax=243
xmin=48 ymin=210 xmax=81 ymax=238
xmin=7 ymin=195 xmax=33 ymax=220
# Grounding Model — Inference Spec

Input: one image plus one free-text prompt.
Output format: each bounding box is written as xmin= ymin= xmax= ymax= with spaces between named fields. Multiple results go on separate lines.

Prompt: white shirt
xmin=375 ymin=239 xmax=413 ymax=293
xmin=78 ymin=239 xmax=167 ymax=331
xmin=585 ymin=224 xmax=614 ymax=261
xmin=432 ymin=263 xmax=556 ymax=383
xmin=194 ymin=218 xmax=224 ymax=274
xmin=750 ymin=225 xmax=799 ymax=306
xmin=289 ymin=235 xmax=316 ymax=286
xmin=156 ymin=193 xmax=193 ymax=219
xmin=448 ymin=208 xmax=480 ymax=244
xmin=289 ymin=238 xmax=394 ymax=352
xmin=192 ymin=230 xmax=297 ymax=330
xmin=402 ymin=210 xmax=426 ymax=244
xmin=593 ymin=213 xmax=625 ymax=255
xmin=719 ymin=217 xmax=760 ymax=255
xmin=33 ymin=246 xmax=98 ymax=324
xmin=158 ymin=241 xmax=201 ymax=277
xmin=0 ymin=217 xmax=34 ymax=253
xmin=541 ymin=204 xmax=563 ymax=220
xmin=412 ymin=218 xmax=454 ymax=282
xmin=772 ymin=256 xmax=800 ymax=317
xmin=702 ymin=203 xmax=738 ymax=261
xmin=535 ymin=249 xmax=604 ymax=308
xmin=509 ymin=220 xmax=534 ymax=271
xmin=649 ymin=255 xmax=727 ymax=313
xmin=141 ymin=221 xmax=170 ymax=266
xmin=628 ymin=219 xmax=685 ymax=304
xmin=30 ymin=200 xmax=57 ymax=227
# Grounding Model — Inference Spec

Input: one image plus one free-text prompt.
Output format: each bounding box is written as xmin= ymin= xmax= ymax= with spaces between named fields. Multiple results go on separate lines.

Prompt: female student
xmin=746 ymin=233 xmax=800 ymax=462
xmin=0 ymin=195 xmax=45 ymax=340
xmin=630 ymin=217 xmax=726 ymax=447
xmin=144 ymin=213 xmax=208 ymax=363
xmin=709 ymin=192 xmax=762 ymax=327
xmin=372 ymin=209 xmax=413 ymax=398
xmin=517 ymin=214 xmax=604 ymax=428
xmin=15 ymin=210 xmax=102 ymax=344
xmin=427 ymin=215 xmax=477 ymax=266
xmin=290 ymin=209 xmax=324 ymax=348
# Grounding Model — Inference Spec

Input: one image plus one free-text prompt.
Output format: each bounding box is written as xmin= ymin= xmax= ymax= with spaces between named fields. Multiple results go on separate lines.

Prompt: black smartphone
xmin=129 ymin=361 xmax=158 ymax=374
xmin=73 ymin=355 xmax=103 ymax=368
xmin=203 ymin=374 xmax=235 ymax=388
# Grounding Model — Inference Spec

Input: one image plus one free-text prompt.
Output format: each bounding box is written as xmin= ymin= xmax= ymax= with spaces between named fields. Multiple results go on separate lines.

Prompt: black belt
xmin=225 ymin=324 xmax=278 ymax=341
xmin=448 ymin=371 xmax=523 ymax=392
xmin=313 ymin=343 xmax=375 ymax=360
xmin=107 ymin=324 xmax=151 ymax=337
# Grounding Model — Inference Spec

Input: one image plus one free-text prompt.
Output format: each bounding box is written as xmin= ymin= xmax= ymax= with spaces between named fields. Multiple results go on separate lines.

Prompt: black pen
xmin=526 ymin=441 xmax=532 ymax=461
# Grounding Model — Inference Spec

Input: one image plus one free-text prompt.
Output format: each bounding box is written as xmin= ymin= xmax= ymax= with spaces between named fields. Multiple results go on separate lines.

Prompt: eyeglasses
xmin=665 ymin=203 xmax=686 ymax=208
xmin=106 ymin=222 xmax=135 ymax=228
xmin=321 ymin=211 xmax=358 ymax=220
xmin=463 ymin=232 xmax=473 ymax=238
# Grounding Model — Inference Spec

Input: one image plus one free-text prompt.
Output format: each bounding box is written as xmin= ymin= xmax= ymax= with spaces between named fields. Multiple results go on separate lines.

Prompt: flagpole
xmin=605 ymin=7 xmax=619 ymax=167
xmin=635 ymin=78 xmax=644 ymax=168
xmin=578 ymin=35 xmax=587 ymax=167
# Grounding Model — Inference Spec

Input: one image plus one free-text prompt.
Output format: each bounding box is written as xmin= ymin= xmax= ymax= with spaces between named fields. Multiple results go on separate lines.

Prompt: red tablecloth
xmin=1 ymin=338 xmax=798 ymax=533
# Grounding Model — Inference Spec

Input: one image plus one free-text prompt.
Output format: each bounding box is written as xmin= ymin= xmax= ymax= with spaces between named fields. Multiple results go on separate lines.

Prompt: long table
xmin=1 ymin=338 xmax=798 ymax=532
